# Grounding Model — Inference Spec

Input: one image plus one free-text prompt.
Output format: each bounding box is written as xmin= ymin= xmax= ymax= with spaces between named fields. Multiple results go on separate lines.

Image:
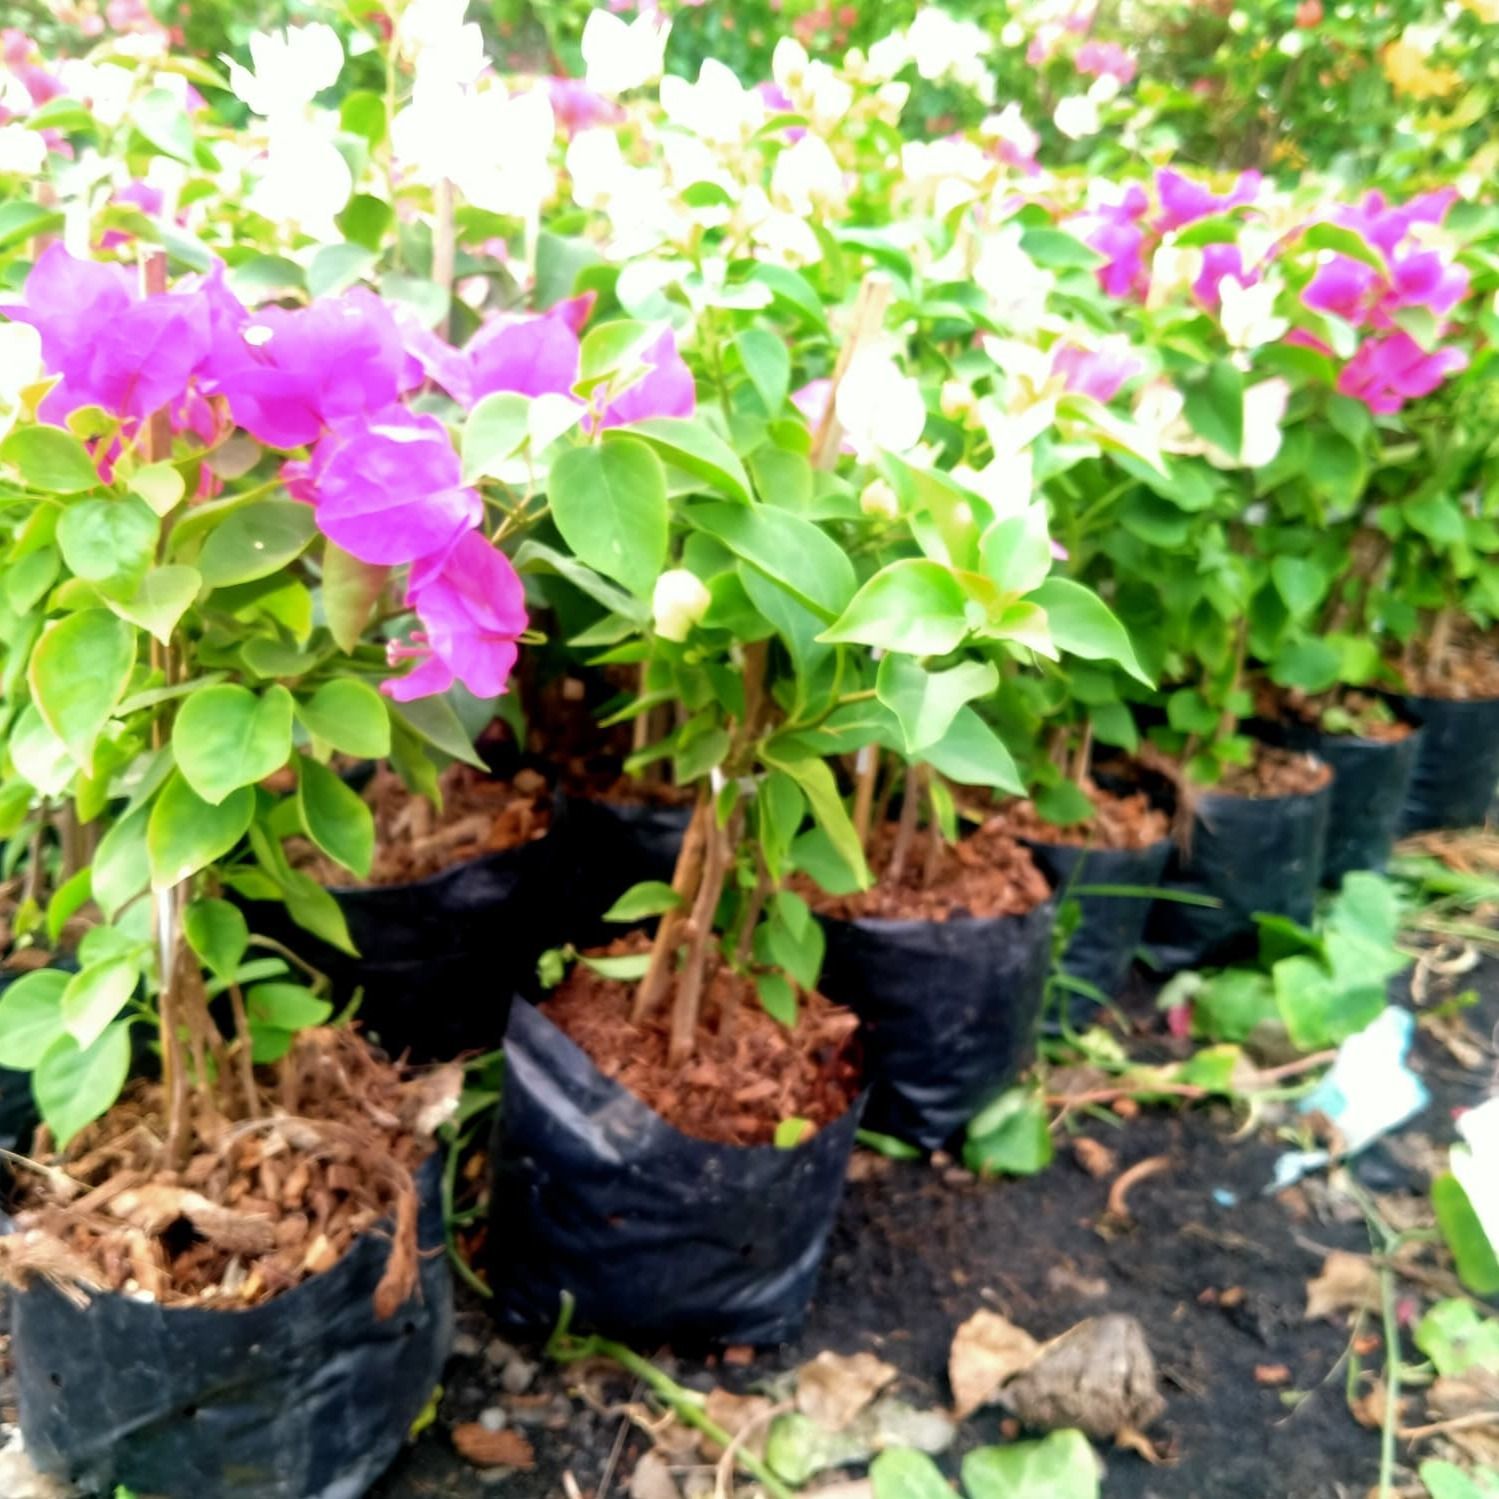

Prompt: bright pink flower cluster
xmin=1301 ymin=189 xmax=1470 ymax=413
xmin=1071 ymin=184 xmax=1150 ymax=299
xmin=1052 ymin=342 xmax=1143 ymax=403
xmin=1074 ymin=40 xmax=1136 ymax=85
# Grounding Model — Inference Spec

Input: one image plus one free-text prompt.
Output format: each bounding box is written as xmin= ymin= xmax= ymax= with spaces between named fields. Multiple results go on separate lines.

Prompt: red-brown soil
xmin=1211 ymin=743 xmax=1332 ymax=798
xmin=3 ymin=1029 xmax=451 ymax=1312
xmin=544 ymin=934 xmax=862 ymax=1147
xmin=295 ymin=764 xmax=550 ymax=887
xmin=1256 ymin=685 xmax=1415 ymax=743
xmin=1002 ymin=783 xmax=1170 ymax=851
xmin=1403 ymin=630 xmax=1499 ymax=699
xmin=805 ymin=821 xmax=1052 ymax=923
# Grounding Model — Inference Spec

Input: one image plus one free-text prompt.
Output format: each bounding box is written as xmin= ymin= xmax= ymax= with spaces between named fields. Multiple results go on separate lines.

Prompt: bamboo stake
xmin=431 ymin=177 xmax=456 ymax=341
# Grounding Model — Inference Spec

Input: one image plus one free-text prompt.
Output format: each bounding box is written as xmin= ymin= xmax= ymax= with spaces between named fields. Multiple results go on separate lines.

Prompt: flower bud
xmin=940 ymin=378 xmax=974 ymax=421
xmin=652 ymin=568 xmax=712 ymax=642
xmin=860 ymin=478 xmax=900 ymax=519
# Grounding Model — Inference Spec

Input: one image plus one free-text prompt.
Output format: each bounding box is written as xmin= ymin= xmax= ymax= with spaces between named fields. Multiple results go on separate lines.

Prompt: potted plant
xmin=0 ymin=248 xmax=479 ymax=1497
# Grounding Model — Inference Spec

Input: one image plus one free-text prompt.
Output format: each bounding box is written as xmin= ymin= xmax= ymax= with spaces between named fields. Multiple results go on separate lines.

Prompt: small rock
xmin=479 ymin=1407 xmax=508 ymax=1432
xmin=453 ymin=1332 xmax=483 ymax=1360
xmin=486 ymin=1337 xmax=518 ymax=1368
xmin=501 ymin=1356 xmax=539 ymax=1395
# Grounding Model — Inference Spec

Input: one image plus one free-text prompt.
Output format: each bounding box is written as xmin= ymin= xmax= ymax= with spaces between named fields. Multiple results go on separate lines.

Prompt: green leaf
xmin=172 ymin=683 xmax=294 ymax=804
xmin=307 ymin=241 xmax=379 ymax=299
xmin=461 ymin=392 xmax=531 ymax=483
xmin=295 ymin=678 xmax=391 ymax=759
xmin=871 ymin=1447 xmax=954 ymax=1499
xmin=1034 ymin=779 xmax=1095 ymax=826
xmin=184 ymin=897 xmax=250 ymax=983
xmin=761 ymin=890 xmax=824 ymax=990
xmin=197 ymin=501 xmax=318 ymax=588
xmin=1019 ymin=226 xmax=1104 ymax=269
xmin=980 ymin=508 xmax=1053 ymax=596
xmin=339 ymin=89 xmax=387 ymax=146
xmin=773 ymin=1116 xmax=814 ymax=1148
xmin=1301 ymin=221 xmax=1388 ymax=274
xmin=247 ymin=982 xmax=333 ymax=1030
xmin=133 ymin=86 xmax=194 ymax=162
xmin=1271 ymin=556 xmax=1327 ymax=620
xmin=390 ymin=694 xmax=485 ymax=769
xmin=57 ymin=496 xmax=159 ymax=592
xmin=321 ymin=540 xmax=389 ymax=655
xmin=579 ymin=952 xmax=651 ymax=980
xmin=920 ymin=706 xmax=1023 ymax=794
xmin=821 ymin=559 xmax=971 ymax=655
xmin=963 ymin=1087 xmax=1054 ymax=1176
xmin=2 ymin=426 xmax=99 ymax=493
xmin=107 ymin=564 xmax=201 ymax=645
xmin=1414 ymin=1299 xmax=1499 ymax=1377
xmin=29 ymin=609 xmax=135 ymax=775
xmin=1271 ymin=637 xmax=1342 ymax=694
xmin=128 ymin=461 xmax=186 ymax=517
xmin=1183 ymin=360 xmax=1244 ymax=460
xmin=690 ymin=501 xmax=856 ymax=623
xmin=756 ymin=971 xmax=797 ymax=1025
xmin=764 ymin=754 xmax=870 ymax=890
xmin=617 ymin=417 xmax=752 ymax=503
xmin=876 ymin=655 xmax=998 ymax=755
xmin=603 ymin=880 xmax=683 ymax=922
xmin=0 ymin=968 xmax=68 ymax=1068
xmin=35 ymin=1021 xmax=131 ymax=1149
xmin=92 ymin=802 xmax=151 ymax=919
xmin=6 ymin=545 xmax=58 ymax=614
xmin=147 ymin=773 xmax=254 ymax=888
xmin=296 ymin=755 xmax=374 ymax=878
xmin=1029 ymin=578 xmax=1149 ymax=685
xmin=735 ymin=328 xmax=791 ymax=415
xmin=961 ymin=1432 xmax=1099 ymax=1499
xmin=1089 ymin=695 xmax=1139 ymax=751
xmin=60 ymin=957 xmax=138 ymax=1051
xmin=1434 ymin=1172 xmax=1499 ymax=1297
xmin=45 ymin=866 xmax=92 ymax=945
xmin=1419 ymin=1459 xmax=1499 ymax=1499
xmin=1273 ymin=953 xmax=1385 ymax=1051
xmin=548 ymin=438 xmax=668 ymax=599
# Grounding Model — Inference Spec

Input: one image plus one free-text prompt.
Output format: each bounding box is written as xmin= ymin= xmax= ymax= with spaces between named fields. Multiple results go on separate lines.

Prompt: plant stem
xmin=668 ymin=813 xmax=730 ymax=1066
xmin=812 ymin=272 xmax=892 ymax=470
xmin=1070 ymin=721 xmax=1095 ymax=785
xmin=431 ymin=178 xmax=456 ymax=341
xmin=852 ymin=744 xmax=881 ymax=851
xmin=1425 ymin=605 xmax=1456 ymax=690
xmin=922 ymin=768 xmax=944 ymax=889
xmin=228 ymin=983 xmax=260 ymax=1120
xmin=887 ymin=762 xmax=922 ymax=886
xmin=631 ymin=789 xmax=710 ymax=1022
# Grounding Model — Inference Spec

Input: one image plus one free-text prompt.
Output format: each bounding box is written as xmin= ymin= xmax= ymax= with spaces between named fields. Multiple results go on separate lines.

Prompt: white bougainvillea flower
xmin=246 ymin=118 xmax=352 ymax=239
xmin=0 ymin=322 xmax=42 ymax=440
xmin=1235 ymin=377 xmax=1291 ymax=467
xmin=859 ymin=478 xmax=901 ymax=519
xmin=1053 ymin=93 xmax=1101 ymax=139
xmin=1451 ymin=1097 xmax=1499 ymax=1259
xmin=864 ymin=31 xmax=912 ymax=81
xmin=1147 ymin=243 xmax=1202 ymax=309
xmin=582 ymin=9 xmax=670 ymax=97
xmin=567 ymin=127 xmax=624 ymax=210
xmin=954 ymin=446 xmax=1036 ymax=520
xmin=0 ymin=124 xmax=45 ymax=175
xmin=973 ymin=226 xmax=1054 ymax=333
xmin=660 ymin=58 xmax=763 ymax=143
xmin=226 ymin=23 xmax=343 ymax=119
xmin=652 ymin=569 xmax=712 ymax=642
xmin=906 ymin=9 xmax=996 ymax=101
xmin=770 ymin=134 xmax=844 ymax=216
xmin=835 ymin=350 xmax=927 ymax=462
xmin=399 ymin=0 xmax=485 ymax=92
xmin=1218 ymin=275 xmax=1290 ymax=351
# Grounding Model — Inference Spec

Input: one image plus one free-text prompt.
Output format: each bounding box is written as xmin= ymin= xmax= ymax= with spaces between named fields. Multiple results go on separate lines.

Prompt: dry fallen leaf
xmin=1115 ymin=1424 xmax=1168 ymax=1464
xmin=701 ymin=1389 xmax=777 ymax=1460
xmin=797 ymin=1351 xmax=900 ymax=1431
xmin=949 ymin=1309 xmax=1042 ymax=1420
xmin=806 ymin=1482 xmax=875 ymax=1499
xmin=1351 ymin=1379 xmax=1405 ymax=1431
xmin=1073 ymin=1138 xmax=1117 ymax=1178
xmin=1305 ymin=1251 xmax=1381 ymax=1322
xmin=629 ymin=1449 xmax=682 ymax=1499
xmin=1253 ymin=1365 xmax=1292 ymax=1387
xmin=1003 ymin=1315 xmax=1166 ymax=1439
xmin=1428 ymin=1369 xmax=1499 ymax=1420
xmin=451 ymin=1425 xmax=536 ymax=1469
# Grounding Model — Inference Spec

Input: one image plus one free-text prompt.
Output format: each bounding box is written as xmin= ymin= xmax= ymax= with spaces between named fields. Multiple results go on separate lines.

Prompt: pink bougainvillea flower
xmin=1337 ymin=332 xmax=1468 ymax=414
xmin=1193 ymin=242 xmax=1251 ymax=309
xmin=595 ymin=326 xmax=696 ymax=427
xmin=1074 ymin=39 xmax=1136 ymax=84
xmin=1303 ymin=254 xmax=1380 ymax=323
xmin=1052 ymin=339 xmax=1144 ymax=403
xmin=309 ymin=408 xmax=482 ymax=565
xmin=1155 ymin=167 xmax=1261 ymax=232
xmin=211 ymin=288 xmax=408 ymax=448
xmin=383 ymin=530 xmax=527 ymax=702
xmin=1072 ymin=183 xmax=1150 ymax=299
xmin=545 ymin=76 xmax=624 ymax=135
xmin=466 ymin=299 xmax=589 ymax=405
xmin=6 ymin=244 xmax=226 ymax=427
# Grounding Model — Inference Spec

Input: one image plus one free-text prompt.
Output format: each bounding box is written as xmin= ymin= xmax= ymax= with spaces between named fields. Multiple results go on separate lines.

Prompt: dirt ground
xmin=361 ymin=957 xmax=1498 ymax=1499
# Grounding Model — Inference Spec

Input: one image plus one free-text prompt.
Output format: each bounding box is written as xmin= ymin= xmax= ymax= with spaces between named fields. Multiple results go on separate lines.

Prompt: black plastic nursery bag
xmin=12 ymin=1154 xmax=453 ymax=1499
xmin=557 ymin=795 xmax=692 ymax=948
xmin=1023 ymin=838 xmax=1171 ymax=1008
xmin=1144 ymin=777 xmax=1332 ymax=971
xmin=1397 ymin=694 xmax=1499 ymax=834
xmin=815 ymin=899 xmax=1056 ymax=1152
xmin=490 ymin=1000 xmax=863 ymax=1346
xmin=1301 ymin=725 xmax=1422 ymax=882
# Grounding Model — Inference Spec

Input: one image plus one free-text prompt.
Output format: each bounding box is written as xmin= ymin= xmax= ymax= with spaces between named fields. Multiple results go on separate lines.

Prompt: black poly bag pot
xmin=1022 ymin=839 xmax=1171 ymax=1007
xmin=1144 ymin=774 xmax=1333 ymax=972
xmin=1271 ymin=718 xmax=1423 ymax=882
xmin=1397 ymin=694 xmax=1499 ymax=834
xmin=11 ymin=1153 xmax=452 ymax=1499
xmin=557 ymin=795 xmax=692 ymax=948
xmin=815 ymin=899 xmax=1056 ymax=1152
xmin=489 ymin=1000 xmax=864 ymax=1346
xmin=243 ymin=804 xmax=566 ymax=1062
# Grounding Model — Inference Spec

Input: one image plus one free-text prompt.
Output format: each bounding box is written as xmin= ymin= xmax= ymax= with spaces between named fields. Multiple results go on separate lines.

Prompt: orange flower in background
xmin=1295 ymin=0 xmax=1323 ymax=26
xmin=1382 ymin=39 xmax=1460 ymax=99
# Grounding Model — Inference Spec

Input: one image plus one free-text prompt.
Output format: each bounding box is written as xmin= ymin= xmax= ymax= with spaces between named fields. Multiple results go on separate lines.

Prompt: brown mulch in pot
xmin=544 ymin=934 xmax=861 ymax=1148
xmin=1000 ymin=783 xmax=1170 ymax=851
xmin=1210 ymin=743 xmax=1332 ymax=798
xmin=1 ymin=1029 xmax=456 ymax=1313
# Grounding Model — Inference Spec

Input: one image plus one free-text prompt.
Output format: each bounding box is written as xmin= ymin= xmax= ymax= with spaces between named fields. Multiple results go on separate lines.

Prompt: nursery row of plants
xmin=0 ymin=0 xmax=1495 ymax=1494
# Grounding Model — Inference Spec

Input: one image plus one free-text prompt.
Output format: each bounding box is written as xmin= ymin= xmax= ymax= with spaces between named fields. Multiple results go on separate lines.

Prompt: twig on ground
xmin=1107 ymin=1155 xmax=1172 ymax=1220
